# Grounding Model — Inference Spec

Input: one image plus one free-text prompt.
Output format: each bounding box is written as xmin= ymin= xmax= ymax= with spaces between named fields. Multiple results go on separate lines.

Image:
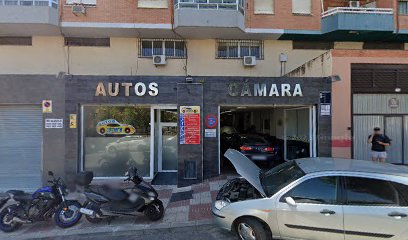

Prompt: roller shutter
xmin=0 ymin=105 xmax=42 ymax=192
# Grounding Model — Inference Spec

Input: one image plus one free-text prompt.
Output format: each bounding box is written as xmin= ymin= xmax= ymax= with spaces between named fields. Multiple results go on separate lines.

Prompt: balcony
xmin=322 ymin=7 xmax=394 ymax=34
xmin=0 ymin=0 xmax=59 ymax=36
xmin=173 ymin=0 xmax=245 ymax=38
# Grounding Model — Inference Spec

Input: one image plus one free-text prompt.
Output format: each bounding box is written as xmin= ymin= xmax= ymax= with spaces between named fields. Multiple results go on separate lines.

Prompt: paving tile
xmin=188 ymin=203 xmax=212 ymax=221
xmin=209 ymin=180 xmax=227 ymax=191
xmin=190 ymin=192 xmax=201 ymax=205
xmin=200 ymin=191 xmax=212 ymax=204
xmin=210 ymin=190 xmax=219 ymax=201
xmin=167 ymin=199 xmax=191 ymax=208
xmin=172 ymin=186 xmax=192 ymax=193
xmin=157 ymin=189 xmax=173 ymax=199
xmin=192 ymin=182 xmax=210 ymax=193
xmin=169 ymin=190 xmax=193 ymax=203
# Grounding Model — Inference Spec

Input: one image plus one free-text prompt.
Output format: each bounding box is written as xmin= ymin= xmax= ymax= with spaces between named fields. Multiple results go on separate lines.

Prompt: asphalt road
xmin=41 ymin=224 xmax=237 ymax=240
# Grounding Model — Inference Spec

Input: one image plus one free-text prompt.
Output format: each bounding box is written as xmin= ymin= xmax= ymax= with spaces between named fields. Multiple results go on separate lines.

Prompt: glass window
xmin=160 ymin=109 xmax=178 ymax=122
xmin=292 ymin=0 xmax=311 ymax=14
xmin=399 ymin=1 xmax=408 ymax=15
xmin=83 ymin=106 xmax=151 ymax=177
xmin=283 ymin=177 xmax=338 ymax=204
xmin=260 ymin=161 xmax=305 ymax=197
xmin=216 ymin=40 xmax=263 ymax=59
xmin=392 ymin=182 xmax=408 ymax=206
xmin=345 ymin=177 xmax=399 ymax=206
xmin=140 ymin=39 xmax=186 ymax=58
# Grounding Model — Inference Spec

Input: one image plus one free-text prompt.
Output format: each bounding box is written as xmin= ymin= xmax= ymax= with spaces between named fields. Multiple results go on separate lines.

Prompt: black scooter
xmin=77 ymin=167 xmax=164 ymax=223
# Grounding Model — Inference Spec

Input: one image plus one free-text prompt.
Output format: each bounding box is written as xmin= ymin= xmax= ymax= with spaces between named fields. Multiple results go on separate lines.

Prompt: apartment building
xmin=0 ymin=0 xmax=407 ymax=189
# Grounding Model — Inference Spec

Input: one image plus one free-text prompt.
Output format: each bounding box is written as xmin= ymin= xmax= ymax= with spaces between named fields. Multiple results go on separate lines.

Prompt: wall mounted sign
xmin=96 ymin=119 xmax=135 ymax=136
xmin=69 ymin=114 xmax=77 ymax=129
xmin=204 ymin=114 xmax=218 ymax=129
xmin=180 ymin=106 xmax=201 ymax=145
xmin=205 ymin=129 xmax=216 ymax=138
xmin=388 ymin=98 xmax=400 ymax=109
xmin=45 ymin=119 xmax=63 ymax=129
xmin=42 ymin=100 xmax=52 ymax=113
xmin=320 ymin=91 xmax=331 ymax=116
xmin=95 ymin=82 xmax=159 ymax=97
xmin=228 ymin=83 xmax=303 ymax=97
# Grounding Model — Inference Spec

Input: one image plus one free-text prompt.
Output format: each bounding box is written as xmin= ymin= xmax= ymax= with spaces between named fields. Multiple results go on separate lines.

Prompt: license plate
xmin=252 ymin=155 xmax=267 ymax=160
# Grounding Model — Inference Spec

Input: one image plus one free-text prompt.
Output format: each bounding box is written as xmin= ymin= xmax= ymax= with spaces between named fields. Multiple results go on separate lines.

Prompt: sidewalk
xmin=0 ymin=175 xmax=236 ymax=240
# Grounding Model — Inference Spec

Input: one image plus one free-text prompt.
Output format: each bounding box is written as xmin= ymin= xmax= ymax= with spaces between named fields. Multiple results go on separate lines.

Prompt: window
xmin=66 ymin=0 xmax=96 ymax=5
xmin=83 ymin=106 xmax=151 ymax=177
xmin=292 ymin=0 xmax=311 ymax=15
xmin=64 ymin=38 xmax=110 ymax=47
xmin=363 ymin=42 xmax=404 ymax=50
xmin=0 ymin=37 xmax=32 ymax=46
xmin=139 ymin=39 xmax=186 ymax=58
xmin=293 ymin=41 xmax=334 ymax=50
xmin=399 ymin=0 xmax=408 ymax=15
xmin=345 ymin=177 xmax=400 ymax=206
xmin=216 ymin=40 xmax=264 ymax=59
xmin=392 ymin=182 xmax=408 ymax=206
xmin=282 ymin=177 xmax=339 ymax=204
xmin=254 ymin=0 xmax=274 ymax=14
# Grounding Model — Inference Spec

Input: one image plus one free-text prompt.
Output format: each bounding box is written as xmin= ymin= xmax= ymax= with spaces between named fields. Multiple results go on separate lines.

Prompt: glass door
xmin=158 ymin=123 xmax=178 ymax=172
xmin=284 ymin=106 xmax=316 ymax=160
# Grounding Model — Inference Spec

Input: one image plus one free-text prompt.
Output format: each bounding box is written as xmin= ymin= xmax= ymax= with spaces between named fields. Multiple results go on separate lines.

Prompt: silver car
xmin=213 ymin=149 xmax=408 ymax=240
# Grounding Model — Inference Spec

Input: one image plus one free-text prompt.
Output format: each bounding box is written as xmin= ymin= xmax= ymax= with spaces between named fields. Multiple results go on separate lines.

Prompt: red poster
xmin=180 ymin=106 xmax=201 ymax=145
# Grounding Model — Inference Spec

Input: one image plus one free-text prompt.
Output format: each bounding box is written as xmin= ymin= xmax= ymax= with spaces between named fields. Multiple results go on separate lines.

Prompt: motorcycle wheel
xmin=0 ymin=206 xmax=22 ymax=232
xmin=54 ymin=201 xmax=82 ymax=228
xmin=144 ymin=200 xmax=164 ymax=221
xmin=85 ymin=203 xmax=103 ymax=224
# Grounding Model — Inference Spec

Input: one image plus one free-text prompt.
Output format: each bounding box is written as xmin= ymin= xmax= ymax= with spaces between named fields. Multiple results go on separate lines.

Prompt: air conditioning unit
xmin=153 ymin=55 xmax=166 ymax=65
xmin=243 ymin=56 xmax=256 ymax=66
xmin=349 ymin=1 xmax=360 ymax=8
xmin=72 ymin=5 xmax=86 ymax=16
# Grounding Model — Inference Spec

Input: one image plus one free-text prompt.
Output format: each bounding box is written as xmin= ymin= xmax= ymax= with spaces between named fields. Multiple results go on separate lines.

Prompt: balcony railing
xmin=322 ymin=7 xmax=393 ymax=18
xmin=174 ymin=0 xmax=244 ymax=14
xmin=0 ymin=0 xmax=58 ymax=8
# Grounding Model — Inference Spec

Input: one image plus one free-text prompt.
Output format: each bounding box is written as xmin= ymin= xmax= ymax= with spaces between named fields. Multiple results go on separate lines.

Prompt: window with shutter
xmin=138 ymin=0 xmax=168 ymax=8
xmin=292 ymin=0 xmax=311 ymax=15
xmin=254 ymin=0 xmax=274 ymax=14
xmin=65 ymin=0 xmax=96 ymax=5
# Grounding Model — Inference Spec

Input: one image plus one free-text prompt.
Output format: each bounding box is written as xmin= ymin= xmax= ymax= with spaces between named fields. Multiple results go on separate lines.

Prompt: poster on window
xmin=179 ymin=106 xmax=201 ymax=145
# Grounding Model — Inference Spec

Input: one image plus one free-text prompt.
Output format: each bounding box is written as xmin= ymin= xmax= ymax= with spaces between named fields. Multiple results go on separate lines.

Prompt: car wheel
xmin=236 ymin=218 xmax=270 ymax=240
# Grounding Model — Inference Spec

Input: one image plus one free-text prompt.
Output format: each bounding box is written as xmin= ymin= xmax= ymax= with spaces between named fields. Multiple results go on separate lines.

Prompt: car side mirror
xmin=285 ymin=197 xmax=297 ymax=207
xmin=48 ymin=171 xmax=54 ymax=177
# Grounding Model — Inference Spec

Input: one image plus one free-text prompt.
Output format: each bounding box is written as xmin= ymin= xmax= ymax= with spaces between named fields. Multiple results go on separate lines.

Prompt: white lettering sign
xmin=95 ymin=82 xmax=159 ymax=97
xmin=228 ymin=83 xmax=303 ymax=97
xmin=45 ymin=119 xmax=64 ymax=129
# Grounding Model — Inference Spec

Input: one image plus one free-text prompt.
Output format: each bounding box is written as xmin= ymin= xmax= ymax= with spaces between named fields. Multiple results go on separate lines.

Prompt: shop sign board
xmin=42 ymin=100 xmax=52 ymax=113
xmin=180 ymin=106 xmax=201 ymax=145
xmin=45 ymin=118 xmax=63 ymax=129
xmin=95 ymin=82 xmax=159 ymax=97
xmin=228 ymin=83 xmax=303 ymax=97
xmin=205 ymin=129 xmax=216 ymax=138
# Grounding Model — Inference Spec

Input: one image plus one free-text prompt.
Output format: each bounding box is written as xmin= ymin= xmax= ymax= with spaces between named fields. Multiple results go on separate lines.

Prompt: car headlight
xmin=214 ymin=200 xmax=230 ymax=210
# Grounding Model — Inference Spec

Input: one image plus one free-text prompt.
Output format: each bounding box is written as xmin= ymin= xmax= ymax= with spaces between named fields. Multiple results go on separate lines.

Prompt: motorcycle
xmin=78 ymin=167 xmax=164 ymax=223
xmin=0 ymin=171 xmax=82 ymax=232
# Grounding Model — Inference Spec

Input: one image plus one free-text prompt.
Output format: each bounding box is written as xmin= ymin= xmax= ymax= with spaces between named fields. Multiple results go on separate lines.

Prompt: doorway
xmin=151 ymin=106 xmax=178 ymax=185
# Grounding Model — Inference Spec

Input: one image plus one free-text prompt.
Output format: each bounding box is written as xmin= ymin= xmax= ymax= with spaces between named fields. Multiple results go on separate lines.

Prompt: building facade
xmin=0 ymin=0 xmax=408 ymax=189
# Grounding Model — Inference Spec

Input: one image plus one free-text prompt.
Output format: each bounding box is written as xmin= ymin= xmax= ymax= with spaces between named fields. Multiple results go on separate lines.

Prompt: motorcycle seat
xmin=13 ymin=193 xmax=32 ymax=202
xmin=90 ymin=185 xmax=128 ymax=201
xmin=6 ymin=190 xmax=25 ymax=196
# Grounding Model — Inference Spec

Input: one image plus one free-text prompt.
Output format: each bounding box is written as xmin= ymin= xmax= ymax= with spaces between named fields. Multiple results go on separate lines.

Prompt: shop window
xmin=64 ymin=38 xmax=110 ymax=47
xmin=254 ymin=0 xmax=274 ymax=14
xmin=399 ymin=0 xmax=408 ymax=15
xmin=83 ymin=106 xmax=151 ymax=177
xmin=292 ymin=0 xmax=311 ymax=15
xmin=0 ymin=37 xmax=32 ymax=46
xmin=139 ymin=39 xmax=186 ymax=58
xmin=216 ymin=40 xmax=264 ymax=59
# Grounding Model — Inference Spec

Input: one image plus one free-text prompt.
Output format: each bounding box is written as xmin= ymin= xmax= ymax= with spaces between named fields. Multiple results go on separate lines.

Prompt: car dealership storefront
xmin=65 ymin=75 xmax=331 ymax=187
xmin=0 ymin=74 xmax=332 ymax=189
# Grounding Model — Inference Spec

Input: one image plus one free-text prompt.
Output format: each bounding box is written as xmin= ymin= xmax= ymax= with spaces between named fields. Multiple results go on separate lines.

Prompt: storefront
xmin=65 ymin=75 xmax=332 ymax=187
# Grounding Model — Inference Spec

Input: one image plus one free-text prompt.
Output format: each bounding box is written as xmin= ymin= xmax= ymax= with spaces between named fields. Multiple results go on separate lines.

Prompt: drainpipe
xmin=321 ymin=0 xmax=324 ymax=13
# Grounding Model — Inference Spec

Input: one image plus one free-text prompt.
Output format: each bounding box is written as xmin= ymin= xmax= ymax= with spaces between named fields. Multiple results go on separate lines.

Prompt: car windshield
xmin=242 ymin=136 xmax=267 ymax=145
xmin=260 ymin=161 xmax=305 ymax=197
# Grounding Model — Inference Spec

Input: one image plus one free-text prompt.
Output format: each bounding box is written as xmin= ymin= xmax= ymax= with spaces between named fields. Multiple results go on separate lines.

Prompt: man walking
xmin=368 ymin=127 xmax=391 ymax=163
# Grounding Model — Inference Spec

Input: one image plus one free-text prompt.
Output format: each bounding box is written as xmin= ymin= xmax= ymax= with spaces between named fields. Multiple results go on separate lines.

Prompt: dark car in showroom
xmin=239 ymin=134 xmax=280 ymax=167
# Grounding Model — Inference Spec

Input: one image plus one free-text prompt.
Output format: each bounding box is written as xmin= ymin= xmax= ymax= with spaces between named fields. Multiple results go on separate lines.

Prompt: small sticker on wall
xmin=45 ymin=119 xmax=63 ymax=129
xmin=69 ymin=114 xmax=77 ymax=129
xmin=42 ymin=100 xmax=52 ymax=113
xmin=205 ymin=129 xmax=216 ymax=138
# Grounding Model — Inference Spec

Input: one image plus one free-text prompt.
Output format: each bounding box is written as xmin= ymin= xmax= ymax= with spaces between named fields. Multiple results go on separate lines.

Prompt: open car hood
xmin=224 ymin=149 xmax=267 ymax=197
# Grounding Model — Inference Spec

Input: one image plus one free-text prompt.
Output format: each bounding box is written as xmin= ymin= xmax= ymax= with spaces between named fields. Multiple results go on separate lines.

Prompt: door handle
xmin=320 ymin=209 xmax=336 ymax=215
xmin=388 ymin=212 xmax=407 ymax=218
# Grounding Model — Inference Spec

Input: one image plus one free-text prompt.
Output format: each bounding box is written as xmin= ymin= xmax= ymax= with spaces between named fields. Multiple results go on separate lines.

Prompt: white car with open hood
xmin=213 ymin=149 xmax=408 ymax=240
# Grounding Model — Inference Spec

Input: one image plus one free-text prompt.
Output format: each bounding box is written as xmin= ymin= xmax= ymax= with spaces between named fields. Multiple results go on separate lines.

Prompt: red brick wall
xmin=61 ymin=0 xmax=172 ymax=24
xmin=246 ymin=0 xmax=321 ymax=30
